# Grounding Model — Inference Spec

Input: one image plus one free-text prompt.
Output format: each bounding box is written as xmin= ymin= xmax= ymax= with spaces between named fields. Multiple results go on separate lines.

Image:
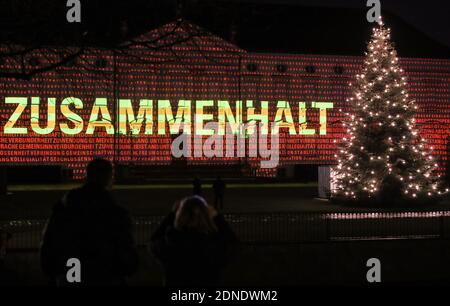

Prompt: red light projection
xmin=0 ymin=22 xmax=449 ymax=179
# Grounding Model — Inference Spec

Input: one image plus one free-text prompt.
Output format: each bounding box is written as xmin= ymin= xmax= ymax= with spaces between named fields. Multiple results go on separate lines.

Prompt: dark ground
xmin=3 ymin=183 xmax=450 ymax=285
xmin=5 ymin=239 xmax=450 ymax=286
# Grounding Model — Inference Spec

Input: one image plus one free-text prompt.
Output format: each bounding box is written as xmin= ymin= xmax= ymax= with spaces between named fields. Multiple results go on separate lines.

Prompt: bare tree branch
xmin=0 ymin=48 xmax=84 ymax=80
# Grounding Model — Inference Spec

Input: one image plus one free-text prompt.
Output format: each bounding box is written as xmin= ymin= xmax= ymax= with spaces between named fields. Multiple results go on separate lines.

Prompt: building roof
xmin=178 ymin=2 xmax=450 ymax=59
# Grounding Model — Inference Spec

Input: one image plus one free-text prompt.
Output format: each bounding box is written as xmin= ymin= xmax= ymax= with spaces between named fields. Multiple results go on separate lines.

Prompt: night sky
xmin=255 ymin=0 xmax=450 ymax=48
xmin=0 ymin=0 xmax=449 ymax=57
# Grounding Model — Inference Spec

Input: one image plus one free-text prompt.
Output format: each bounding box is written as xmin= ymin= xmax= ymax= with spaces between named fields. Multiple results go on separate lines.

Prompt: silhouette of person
xmin=150 ymin=196 xmax=238 ymax=286
xmin=40 ymin=158 xmax=138 ymax=286
xmin=213 ymin=176 xmax=226 ymax=210
xmin=0 ymin=230 xmax=16 ymax=285
xmin=193 ymin=176 xmax=202 ymax=195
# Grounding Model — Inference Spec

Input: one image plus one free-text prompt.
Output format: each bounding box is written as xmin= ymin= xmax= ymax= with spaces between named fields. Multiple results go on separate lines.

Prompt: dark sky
xmin=234 ymin=0 xmax=450 ymax=48
xmin=1 ymin=0 xmax=448 ymax=57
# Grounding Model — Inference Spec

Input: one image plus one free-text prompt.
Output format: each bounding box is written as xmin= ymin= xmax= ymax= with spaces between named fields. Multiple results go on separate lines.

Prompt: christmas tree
xmin=333 ymin=18 xmax=444 ymax=203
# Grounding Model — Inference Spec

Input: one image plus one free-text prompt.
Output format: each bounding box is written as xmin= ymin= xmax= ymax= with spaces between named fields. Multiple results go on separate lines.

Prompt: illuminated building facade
xmin=0 ymin=21 xmax=449 ymax=180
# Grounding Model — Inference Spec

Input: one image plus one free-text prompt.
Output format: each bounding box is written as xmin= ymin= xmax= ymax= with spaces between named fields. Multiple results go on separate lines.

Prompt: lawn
xmin=0 ymin=183 xmax=326 ymax=219
xmin=2 ymin=182 xmax=450 ymax=219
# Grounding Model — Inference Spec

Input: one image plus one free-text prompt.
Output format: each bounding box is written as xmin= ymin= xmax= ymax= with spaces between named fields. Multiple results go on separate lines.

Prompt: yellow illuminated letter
xmin=246 ymin=100 xmax=269 ymax=135
xmin=157 ymin=100 xmax=191 ymax=135
xmin=218 ymin=100 xmax=242 ymax=135
xmin=86 ymin=98 xmax=114 ymax=134
xmin=60 ymin=97 xmax=84 ymax=135
xmin=312 ymin=102 xmax=333 ymax=135
xmin=299 ymin=102 xmax=315 ymax=135
xmin=4 ymin=97 xmax=28 ymax=134
xmin=31 ymin=97 xmax=56 ymax=135
xmin=273 ymin=101 xmax=296 ymax=135
xmin=195 ymin=100 xmax=214 ymax=136
xmin=119 ymin=99 xmax=153 ymax=135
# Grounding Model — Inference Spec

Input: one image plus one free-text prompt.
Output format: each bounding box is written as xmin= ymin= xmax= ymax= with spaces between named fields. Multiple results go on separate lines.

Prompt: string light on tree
xmin=332 ymin=17 xmax=444 ymax=202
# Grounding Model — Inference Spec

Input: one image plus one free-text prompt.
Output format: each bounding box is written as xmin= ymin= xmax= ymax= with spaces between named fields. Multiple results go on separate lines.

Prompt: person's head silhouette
xmin=86 ymin=158 xmax=113 ymax=188
xmin=175 ymin=196 xmax=217 ymax=235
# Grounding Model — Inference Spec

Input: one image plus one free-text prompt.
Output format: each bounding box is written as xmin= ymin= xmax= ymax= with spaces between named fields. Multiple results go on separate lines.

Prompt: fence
xmin=2 ymin=211 xmax=450 ymax=250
